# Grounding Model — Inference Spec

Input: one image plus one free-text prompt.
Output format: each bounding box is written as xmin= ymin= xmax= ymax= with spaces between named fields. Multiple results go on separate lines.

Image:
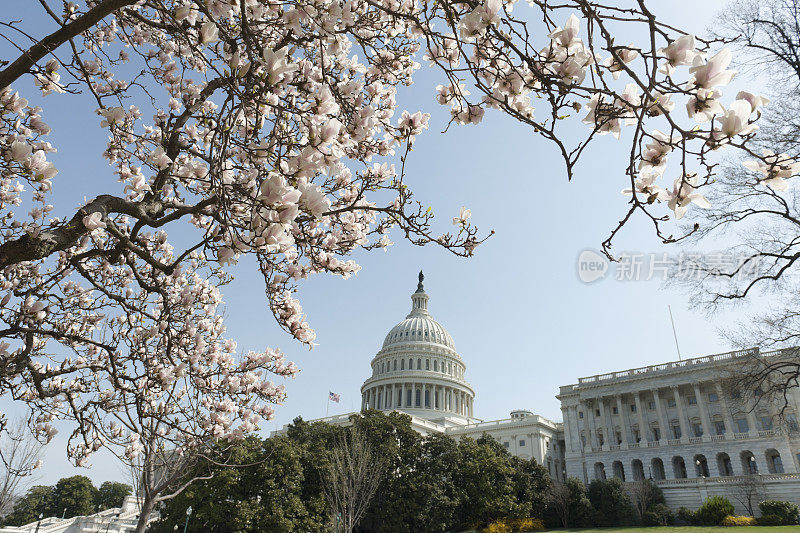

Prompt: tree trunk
xmin=135 ymin=494 xmax=155 ymax=533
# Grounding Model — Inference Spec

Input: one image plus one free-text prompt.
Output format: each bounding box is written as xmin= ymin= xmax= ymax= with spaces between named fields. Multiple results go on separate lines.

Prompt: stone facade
xmin=557 ymin=347 xmax=800 ymax=513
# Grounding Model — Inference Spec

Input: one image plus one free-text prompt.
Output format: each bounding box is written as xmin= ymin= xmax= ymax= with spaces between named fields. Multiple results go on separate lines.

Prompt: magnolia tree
xmin=0 ymin=0 xmax=788 ymax=501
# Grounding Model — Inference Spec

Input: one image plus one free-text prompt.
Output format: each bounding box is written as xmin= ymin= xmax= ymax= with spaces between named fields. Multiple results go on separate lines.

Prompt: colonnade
xmin=361 ymin=382 xmax=473 ymax=417
xmin=562 ymin=382 xmax=770 ymax=454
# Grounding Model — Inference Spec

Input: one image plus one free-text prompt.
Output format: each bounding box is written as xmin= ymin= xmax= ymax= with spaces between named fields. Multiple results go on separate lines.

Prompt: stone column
xmin=585 ymin=399 xmax=599 ymax=450
xmin=562 ymin=407 xmax=575 ymax=452
xmin=615 ymin=395 xmax=629 ymax=446
xmin=672 ymin=386 xmax=689 ymax=441
xmin=746 ymin=405 xmax=759 ymax=436
xmin=597 ymin=397 xmax=610 ymax=449
xmin=653 ymin=389 xmax=668 ymax=442
xmin=634 ymin=392 xmax=647 ymax=442
xmin=715 ymin=383 xmax=735 ymax=436
xmin=693 ymin=382 xmax=712 ymax=440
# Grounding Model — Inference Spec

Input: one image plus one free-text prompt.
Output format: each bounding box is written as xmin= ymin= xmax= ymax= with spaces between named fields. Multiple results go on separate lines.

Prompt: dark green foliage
xmin=675 ymin=506 xmax=695 ymax=525
xmin=586 ymin=478 xmax=635 ymax=526
xmin=642 ymin=503 xmax=673 ymax=526
xmin=49 ymin=475 xmax=98 ymax=519
xmin=757 ymin=514 xmax=784 ymax=525
xmin=150 ymin=411 xmax=555 ymax=533
xmin=2 ymin=485 xmax=53 ymax=526
xmin=2 ymin=478 xmax=133 ymax=527
xmin=694 ymin=495 xmax=735 ymax=526
xmin=96 ymin=481 xmax=132 ymax=511
xmin=564 ymin=477 xmax=593 ymax=528
xmin=758 ymin=500 xmax=799 ymax=525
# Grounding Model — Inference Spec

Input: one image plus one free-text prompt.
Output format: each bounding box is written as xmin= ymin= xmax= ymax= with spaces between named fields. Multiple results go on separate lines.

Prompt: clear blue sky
xmin=2 ymin=1 xmax=745 ymax=486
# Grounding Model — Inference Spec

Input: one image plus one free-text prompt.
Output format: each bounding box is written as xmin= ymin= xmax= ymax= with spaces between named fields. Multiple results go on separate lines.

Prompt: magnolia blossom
xmin=82 ymin=212 xmax=106 ymax=231
xmin=689 ymin=49 xmax=735 ymax=89
xmin=736 ymin=91 xmax=770 ymax=113
xmin=658 ymin=34 xmax=698 ymax=75
xmin=743 ymin=150 xmax=800 ymax=191
xmin=665 ymin=173 xmax=711 ymax=219
xmin=603 ymin=47 xmax=639 ymax=79
xmin=452 ymin=206 xmax=472 ymax=227
xmin=712 ymin=99 xmax=758 ymax=141
xmin=686 ymin=88 xmax=724 ymax=122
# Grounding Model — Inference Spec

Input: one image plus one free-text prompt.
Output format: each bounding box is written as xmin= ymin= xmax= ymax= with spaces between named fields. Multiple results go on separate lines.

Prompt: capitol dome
xmin=360 ymin=272 xmax=476 ymax=426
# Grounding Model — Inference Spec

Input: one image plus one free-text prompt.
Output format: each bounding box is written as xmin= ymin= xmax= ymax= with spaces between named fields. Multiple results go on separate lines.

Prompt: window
xmin=652 ymin=427 xmax=661 ymax=441
xmin=687 ymin=396 xmax=697 ymax=405
xmin=409 ymin=358 xmax=413 ymax=368
xmin=708 ymin=392 xmax=719 ymax=402
xmin=595 ymin=409 xmax=601 ymax=417
xmin=633 ymin=429 xmax=641 ymax=442
xmin=612 ymin=406 xmax=618 ymax=415
xmin=381 ymin=362 xmax=385 ymax=373
xmin=672 ymin=424 xmax=682 ymax=439
xmin=417 ymin=359 xmax=421 ymax=370
xmin=667 ymin=398 xmax=676 ymax=408
xmin=787 ymin=414 xmax=799 ymax=431
xmin=692 ymin=422 xmax=703 ymax=437
xmin=393 ymin=360 xmax=397 ymax=371
xmin=504 ymin=442 xmax=510 ymax=449
xmin=615 ymin=431 xmax=622 ymax=444
xmin=415 ymin=389 xmax=421 ymax=407
xmin=578 ymin=411 xmax=584 ymax=419
xmin=434 ymin=360 xmax=438 ymax=371
xmin=598 ymin=433 xmax=605 ymax=446
xmin=425 ymin=359 xmax=430 ymax=370
xmin=630 ymin=404 xmax=637 ymax=413
xmin=400 ymin=359 xmax=405 ymax=370
xmin=648 ymin=401 xmax=656 ymax=410
xmin=760 ymin=416 xmax=773 ymax=431
xmin=736 ymin=418 xmax=749 ymax=434
xmin=519 ymin=439 xmax=526 ymax=447
xmin=713 ymin=420 xmax=726 ymax=435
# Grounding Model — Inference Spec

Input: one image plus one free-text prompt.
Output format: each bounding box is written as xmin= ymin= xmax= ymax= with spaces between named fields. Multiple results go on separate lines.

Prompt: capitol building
xmin=275 ymin=273 xmax=800 ymax=512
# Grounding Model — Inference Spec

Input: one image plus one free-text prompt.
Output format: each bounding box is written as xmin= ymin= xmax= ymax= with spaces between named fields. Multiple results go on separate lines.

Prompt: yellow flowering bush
xmin=721 ymin=515 xmax=757 ymax=526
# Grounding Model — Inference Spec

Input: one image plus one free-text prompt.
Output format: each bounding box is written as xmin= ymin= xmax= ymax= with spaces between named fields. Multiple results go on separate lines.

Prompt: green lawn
xmin=540 ymin=526 xmax=800 ymax=533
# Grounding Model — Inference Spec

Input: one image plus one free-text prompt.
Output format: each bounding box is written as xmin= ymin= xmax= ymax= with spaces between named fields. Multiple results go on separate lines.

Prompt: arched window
xmin=400 ymin=359 xmax=405 ymax=370
xmin=415 ymin=389 xmax=421 ymax=407
xmin=409 ymin=358 xmax=413 ymax=369
xmin=631 ymin=459 xmax=644 ymax=481
xmin=651 ymin=458 xmax=665 ymax=480
xmin=393 ymin=360 xmax=397 ymax=371
xmin=381 ymin=362 xmax=384 ymax=373
xmin=766 ymin=449 xmax=784 ymax=473
xmin=694 ymin=454 xmax=710 ymax=477
xmin=434 ymin=360 xmax=438 ymax=372
xmin=717 ymin=452 xmax=734 ymax=476
xmin=594 ymin=462 xmax=606 ymax=480
xmin=741 ymin=450 xmax=758 ymax=474
xmin=417 ymin=358 xmax=421 ymax=370
xmin=426 ymin=359 xmax=430 ymax=370
xmin=672 ymin=456 xmax=687 ymax=479
xmin=612 ymin=461 xmax=625 ymax=481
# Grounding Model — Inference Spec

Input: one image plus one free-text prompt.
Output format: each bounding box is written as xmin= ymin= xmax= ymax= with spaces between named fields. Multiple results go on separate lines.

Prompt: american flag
xmin=329 ymin=391 xmax=341 ymax=403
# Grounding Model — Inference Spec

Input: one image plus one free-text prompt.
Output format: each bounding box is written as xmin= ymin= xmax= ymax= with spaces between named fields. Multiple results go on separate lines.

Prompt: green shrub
xmin=642 ymin=503 xmax=673 ymax=526
xmin=676 ymin=506 xmax=696 ymax=525
xmin=586 ymin=478 xmax=636 ymax=527
xmin=758 ymin=500 xmax=799 ymax=525
xmin=757 ymin=514 xmax=784 ymax=526
xmin=694 ymin=496 xmax=735 ymax=526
